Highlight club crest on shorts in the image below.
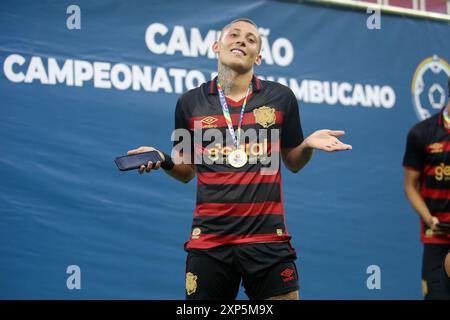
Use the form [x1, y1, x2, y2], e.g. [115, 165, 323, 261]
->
[186, 272, 198, 296]
[253, 106, 276, 128]
[422, 279, 428, 297]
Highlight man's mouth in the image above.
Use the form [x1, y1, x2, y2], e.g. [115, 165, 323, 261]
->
[231, 49, 246, 56]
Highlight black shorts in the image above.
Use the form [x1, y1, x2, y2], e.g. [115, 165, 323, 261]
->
[422, 244, 450, 300]
[185, 241, 299, 300]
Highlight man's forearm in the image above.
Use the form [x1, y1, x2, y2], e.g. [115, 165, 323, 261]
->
[164, 163, 195, 183]
[404, 184, 432, 223]
[283, 141, 314, 173]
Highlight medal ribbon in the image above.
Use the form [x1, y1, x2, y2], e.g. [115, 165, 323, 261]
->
[216, 79, 251, 149]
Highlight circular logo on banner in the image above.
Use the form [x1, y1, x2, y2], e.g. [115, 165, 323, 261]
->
[411, 55, 450, 121]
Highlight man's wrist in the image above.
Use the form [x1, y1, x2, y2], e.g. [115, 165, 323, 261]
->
[301, 137, 313, 150]
[160, 152, 175, 170]
[423, 214, 435, 227]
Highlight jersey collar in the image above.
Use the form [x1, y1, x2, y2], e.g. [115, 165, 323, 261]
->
[208, 75, 261, 95]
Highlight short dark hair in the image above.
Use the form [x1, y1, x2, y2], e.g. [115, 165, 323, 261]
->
[223, 18, 258, 31]
[219, 18, 262, 52]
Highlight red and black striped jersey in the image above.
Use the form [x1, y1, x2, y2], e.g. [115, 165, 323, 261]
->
[403, 109, 450, 244]
[174, 76, 303, 249]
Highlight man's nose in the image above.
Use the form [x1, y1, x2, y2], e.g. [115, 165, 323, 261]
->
[235, 38, 246, 47]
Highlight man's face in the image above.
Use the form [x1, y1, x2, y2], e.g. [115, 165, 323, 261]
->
[213, 21, 262, 73]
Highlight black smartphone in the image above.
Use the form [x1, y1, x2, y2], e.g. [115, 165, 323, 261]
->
[114, 151, 163, 171]
[437, 222, 450, 230]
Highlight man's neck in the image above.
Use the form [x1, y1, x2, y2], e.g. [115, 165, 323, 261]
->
[218, 63, 253, 100]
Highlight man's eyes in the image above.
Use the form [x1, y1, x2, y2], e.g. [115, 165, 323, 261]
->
[229, 33, 256, 44]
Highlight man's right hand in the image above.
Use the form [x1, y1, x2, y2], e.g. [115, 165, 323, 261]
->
[425, 216, 441, 232]
[127, 146, 195, 183]
[127, 146, 165, 174]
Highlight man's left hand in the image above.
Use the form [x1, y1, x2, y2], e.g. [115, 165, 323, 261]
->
[304, 129, 352, 152]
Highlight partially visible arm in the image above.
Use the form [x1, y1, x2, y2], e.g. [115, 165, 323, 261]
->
[282, 129, 352, 173]
[403, 167, 439, 230]
[445, 252, 450, 278]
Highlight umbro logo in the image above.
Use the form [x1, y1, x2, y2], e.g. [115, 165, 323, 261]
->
[280, 268, 295, 282]
[427, 142, 443, 154]
[201, 116, 218, 128]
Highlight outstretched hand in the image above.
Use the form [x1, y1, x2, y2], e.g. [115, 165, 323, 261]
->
[127, 146, 165, 174]
[304, 130, 352, 152]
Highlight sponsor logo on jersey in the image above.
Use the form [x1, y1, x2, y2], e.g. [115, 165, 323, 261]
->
[434, 163, 450, 181]
[191, 227, 201, 239]
[201, 116, 218, 128]
[427, 142, 444, 154]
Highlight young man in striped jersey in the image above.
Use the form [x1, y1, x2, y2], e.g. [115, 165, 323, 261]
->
[128, 18, 352, 300]
[403, 77, 450, 300]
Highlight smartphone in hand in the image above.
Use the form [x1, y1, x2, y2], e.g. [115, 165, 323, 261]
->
[114, 151, 163, 171]
[437, 222, 450, 231]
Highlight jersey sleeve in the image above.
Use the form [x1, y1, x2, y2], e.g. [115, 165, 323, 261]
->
[173, 98, 194, 162]
[403, 124, 425, 172]
[174, 98, 189, 133]
[281, 90, 304, 148]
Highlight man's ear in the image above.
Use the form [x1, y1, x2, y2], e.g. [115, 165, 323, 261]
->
[212, 41, 220, 54]
[254, 54, 262, 66]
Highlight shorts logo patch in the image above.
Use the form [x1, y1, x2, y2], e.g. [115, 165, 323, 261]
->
[422, 279, 428, 297]
[280, 267, 295, 282]
[186, 272, 198, 296]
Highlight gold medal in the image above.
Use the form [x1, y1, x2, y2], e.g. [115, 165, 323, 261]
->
[228, 149, 248, 168]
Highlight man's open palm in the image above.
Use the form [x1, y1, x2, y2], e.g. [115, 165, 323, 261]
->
[305, 129, 352, 152]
